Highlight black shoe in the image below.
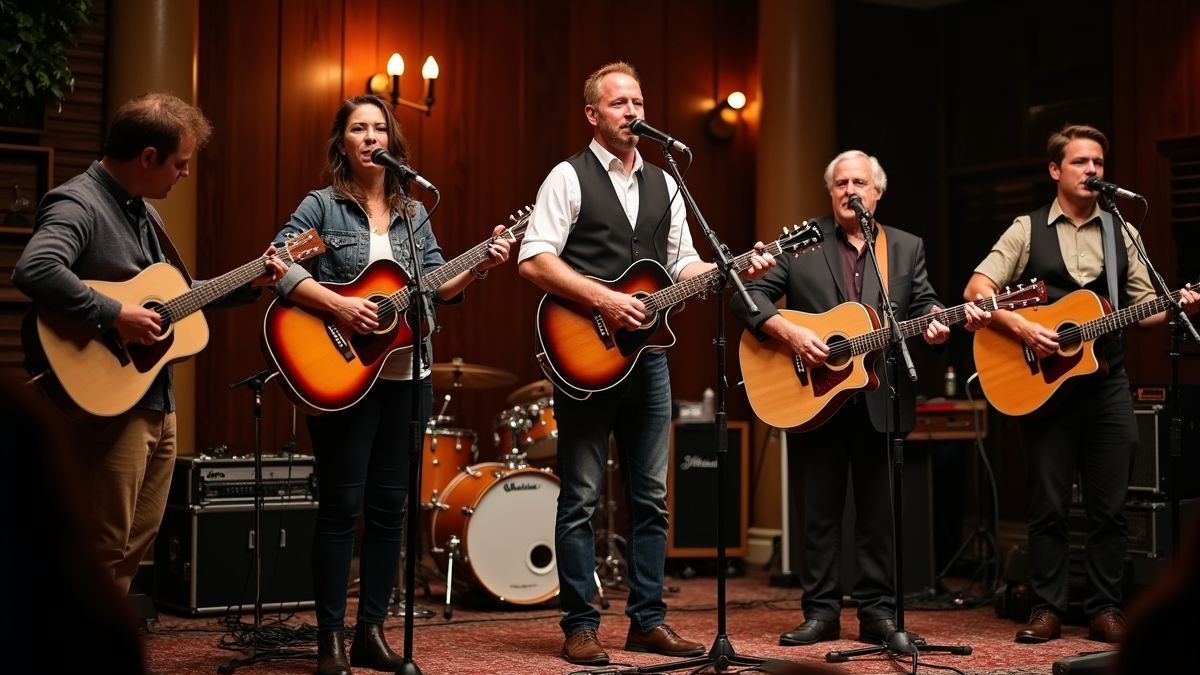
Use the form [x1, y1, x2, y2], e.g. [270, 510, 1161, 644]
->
[858, 618, 924, 645]
[349, 622, 405, 671]
[780, 619, 840, 646]
[315, 629, 350, 675]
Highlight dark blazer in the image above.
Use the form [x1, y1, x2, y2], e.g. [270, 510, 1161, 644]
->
[732, 215, 942, 433]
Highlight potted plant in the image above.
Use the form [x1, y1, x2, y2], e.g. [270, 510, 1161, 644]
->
[0, 0, 93, 129]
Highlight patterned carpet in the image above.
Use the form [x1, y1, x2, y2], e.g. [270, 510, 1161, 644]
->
[141, 567, 1120, 675]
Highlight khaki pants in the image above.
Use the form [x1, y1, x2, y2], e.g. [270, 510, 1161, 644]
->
[77, 409, 177, 594]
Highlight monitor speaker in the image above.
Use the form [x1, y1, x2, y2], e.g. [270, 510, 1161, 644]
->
[666, 421, 748, 557]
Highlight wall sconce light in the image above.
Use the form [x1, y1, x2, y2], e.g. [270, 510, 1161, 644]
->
[366, 52, 439, 115]
[705, 91, 747, 142]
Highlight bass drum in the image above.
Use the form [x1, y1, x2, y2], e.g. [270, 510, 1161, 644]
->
[430, 462, 559, 605]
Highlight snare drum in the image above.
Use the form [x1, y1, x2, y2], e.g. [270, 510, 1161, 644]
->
[430, 462, 559, 605]
[521, 397, 557, 460]
[420, 426, 477, 506]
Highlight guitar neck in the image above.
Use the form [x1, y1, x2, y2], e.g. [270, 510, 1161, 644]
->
[843, 296, 992, 357]
[643, 239, 788, 314]
[394, 219, 530, 309]
[161, 246, 299, 322]
[1082, 289, 1185, 340]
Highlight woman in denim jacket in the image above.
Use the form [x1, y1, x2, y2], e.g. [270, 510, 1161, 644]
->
[271, 95, 510, 675]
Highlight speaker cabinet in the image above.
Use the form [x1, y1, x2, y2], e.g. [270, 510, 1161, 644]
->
[154, 502, 317, 615]
[1132, 401, 1199, 499]
[666, 421, 748, 557]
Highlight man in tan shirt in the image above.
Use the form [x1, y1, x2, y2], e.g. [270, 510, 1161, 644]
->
[964, 124, 1198, 645]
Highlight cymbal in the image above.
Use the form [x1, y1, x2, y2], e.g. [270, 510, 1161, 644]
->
[430, 359, 517, 390]
[507, 378, 554, 406]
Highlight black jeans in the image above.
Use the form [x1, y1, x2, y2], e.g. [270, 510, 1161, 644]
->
[308, 377, 432, 630]
[1020, 370, 1137, 618]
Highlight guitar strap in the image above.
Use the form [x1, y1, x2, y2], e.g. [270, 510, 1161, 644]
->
[146, 207, 195, 286]
[875, 224, 888, 295]
[1098, 210, 1119, 310]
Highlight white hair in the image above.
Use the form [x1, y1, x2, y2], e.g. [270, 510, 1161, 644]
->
[823, 150, 887, 194]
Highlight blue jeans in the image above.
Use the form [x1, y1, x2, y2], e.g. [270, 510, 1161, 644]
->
[554, 353, 672, 636]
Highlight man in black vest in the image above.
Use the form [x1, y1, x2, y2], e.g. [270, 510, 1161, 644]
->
[518, 61, 773, 666]
[732, 150, 990, 648]
[964, 124, 1198, 644]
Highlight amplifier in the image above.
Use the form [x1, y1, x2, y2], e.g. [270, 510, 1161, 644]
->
[168, 454, 317, 506]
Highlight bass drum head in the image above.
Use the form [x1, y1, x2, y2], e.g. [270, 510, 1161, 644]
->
[463, 467, 560, 604]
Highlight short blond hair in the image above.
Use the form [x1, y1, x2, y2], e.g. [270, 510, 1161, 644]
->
[583, 62, 640, 107]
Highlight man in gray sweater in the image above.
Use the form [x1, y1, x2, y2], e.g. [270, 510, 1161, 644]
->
[13, 93, 284, 594]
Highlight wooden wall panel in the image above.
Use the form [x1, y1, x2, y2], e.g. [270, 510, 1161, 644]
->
[1112, 0, 1200, 389]
[194, 0, 761, 458]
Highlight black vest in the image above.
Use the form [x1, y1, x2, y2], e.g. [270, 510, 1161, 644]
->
[560, 149, 672, 278]
[1024, 204, 1128, 370]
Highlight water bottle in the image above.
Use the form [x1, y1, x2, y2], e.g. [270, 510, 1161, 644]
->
[701, 387, 715, 419]
[944, 366, 957, 399]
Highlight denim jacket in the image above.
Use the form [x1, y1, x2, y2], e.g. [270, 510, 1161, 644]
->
[272, 187, 461, 363]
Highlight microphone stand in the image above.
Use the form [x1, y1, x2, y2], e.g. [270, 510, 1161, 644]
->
[1102, 192, 1198, 556]
[393, 187, 441, 675]
[633, 142, 772, 673]
[219, 367, 303, 673]
[824, 207, 970, 671]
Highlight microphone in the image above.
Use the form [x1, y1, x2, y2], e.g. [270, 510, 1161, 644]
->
[1084, 176, 1143, 201]
[627, 119, 690, 154]
[371, 148, 438, 192]
[847, 194, 873, 222]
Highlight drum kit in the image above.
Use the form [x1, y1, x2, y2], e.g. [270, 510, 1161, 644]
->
[412, 359, 562, 618]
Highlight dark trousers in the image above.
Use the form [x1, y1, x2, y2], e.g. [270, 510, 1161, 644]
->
[1020, 370, 1137, 618]
[788, 398, 895, 623]
[307, 377, 432, 630]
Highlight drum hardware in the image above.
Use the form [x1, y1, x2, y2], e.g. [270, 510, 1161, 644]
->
[594, 443, 629, 604]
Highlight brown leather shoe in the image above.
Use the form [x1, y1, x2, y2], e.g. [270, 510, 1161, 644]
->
[1015, 609, 1061, 643]
[625, 624, 706, 657]
[562, 628, 609, 666]
[1088, 608, 1127, 643]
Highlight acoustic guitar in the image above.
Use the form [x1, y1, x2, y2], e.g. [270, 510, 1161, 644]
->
[262, 208, 531, 413]
[535, 222, 824, 400]
[974, 286, 1192, 416]
[23, 229, 325, 417]
[739, 280, 1047, 431]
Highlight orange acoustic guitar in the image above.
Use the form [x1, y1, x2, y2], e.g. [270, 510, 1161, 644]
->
[974, 286, 1192, 416]
[739, 280, 1047, 432]
[261, 208, 531, 413]
[22, 229, 326, 417]
[535, 222, 824, 400]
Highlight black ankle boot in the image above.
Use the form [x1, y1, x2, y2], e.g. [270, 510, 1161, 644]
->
[350, 622, 405, 671]
[316, 629, 350, 675]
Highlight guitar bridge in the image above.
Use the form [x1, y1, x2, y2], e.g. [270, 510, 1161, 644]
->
[792, 353, 809, 386]
[1022, 343, 1040, 375]
[592, 309, 615, 349]
[326, 324, 355, 362]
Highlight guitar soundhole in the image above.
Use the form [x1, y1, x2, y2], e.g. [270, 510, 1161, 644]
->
[824, 334, 850, 368]
[630, 292, 655, 330]
[1055, 321, 1080, 355]
[366, 293, 396, 334]
[144, 301, 173, 339]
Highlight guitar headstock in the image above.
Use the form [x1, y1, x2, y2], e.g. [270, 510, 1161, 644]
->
[778, 219, 824, 255]
[283, 228, 326, 264]
[992, 278, 1048, 310]
[502, 205, 534, 242]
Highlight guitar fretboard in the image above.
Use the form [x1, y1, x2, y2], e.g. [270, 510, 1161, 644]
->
[376, 216, 531, 320]
[642, 235, 808, 315]
[831, 293, 1013, 358]
[159, 239, 309, 324]
[1065, 289, 1186, 344]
